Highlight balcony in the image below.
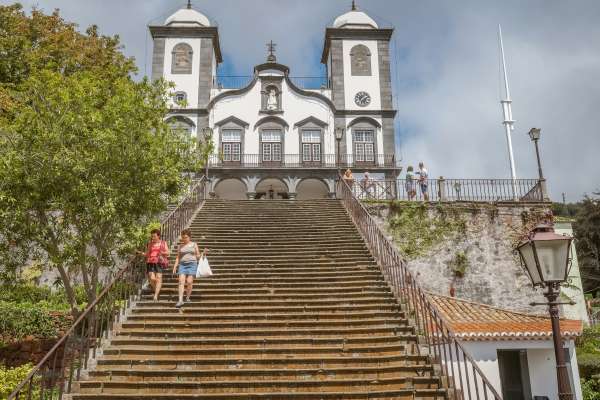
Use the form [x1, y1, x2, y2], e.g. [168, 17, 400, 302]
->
[208, 154, 398, 169]
[213, 76, 331, 90]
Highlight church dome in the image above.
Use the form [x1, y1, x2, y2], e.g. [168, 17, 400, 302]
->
[333, 10, 378, 29]
[165, 8, 211, 27]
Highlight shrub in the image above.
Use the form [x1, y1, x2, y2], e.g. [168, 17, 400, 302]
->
[0, 363, 34, 399]
[579, 353, 600, 379]
[0, 302, 71, 341]
[582, 378, 600, 400]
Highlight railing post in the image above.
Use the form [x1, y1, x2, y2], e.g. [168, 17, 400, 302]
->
[438, 176, 447, 202]
[539, 178, 550, 202]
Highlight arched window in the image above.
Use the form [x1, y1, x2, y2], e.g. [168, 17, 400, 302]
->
[167, 116, 195, 137]
[350, 44, 372, 76]
[171, 43, 193, 74]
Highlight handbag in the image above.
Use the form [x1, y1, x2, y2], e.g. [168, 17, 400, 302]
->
[196, 255, 213, 278]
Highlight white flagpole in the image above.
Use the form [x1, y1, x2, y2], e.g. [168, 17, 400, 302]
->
[498, 25, 518, 200]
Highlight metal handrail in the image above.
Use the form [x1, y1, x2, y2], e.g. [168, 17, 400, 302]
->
[352, 178, 544, 202]
[337, 175, 503, 399]
[8, 177, 208, 399]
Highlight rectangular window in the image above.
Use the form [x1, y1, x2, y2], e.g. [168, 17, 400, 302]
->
[301, 130, 321, 163]
[354, 129, 375, 162]
[262, 130, 282, 162]
[221, 129, 242, 162]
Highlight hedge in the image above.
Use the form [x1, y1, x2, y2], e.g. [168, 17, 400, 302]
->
[0, 363, 33, 399]
[0, 302, 71, 341]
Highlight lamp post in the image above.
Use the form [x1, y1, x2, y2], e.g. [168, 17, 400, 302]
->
[527, 128, 549, 201]
[335, 127, 344, 169]
[201, 127, 213, 198]
[516, 224, 574, 400]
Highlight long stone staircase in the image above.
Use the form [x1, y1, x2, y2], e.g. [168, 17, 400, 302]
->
[73, 199, 447, 399]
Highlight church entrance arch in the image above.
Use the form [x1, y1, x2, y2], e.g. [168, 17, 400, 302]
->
[255, 178, 289, 200]
[214, 178, 247, 200]
[296, 179, 329, 200]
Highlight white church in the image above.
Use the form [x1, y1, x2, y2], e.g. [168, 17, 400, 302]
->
[149, 1, 399, 199]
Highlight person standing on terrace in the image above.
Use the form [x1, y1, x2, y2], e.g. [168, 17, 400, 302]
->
[417, 162, 429, 201]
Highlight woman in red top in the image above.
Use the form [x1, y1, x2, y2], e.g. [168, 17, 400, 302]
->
[142, 229, 170, 301]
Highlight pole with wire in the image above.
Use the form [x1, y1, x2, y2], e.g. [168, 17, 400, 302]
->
[498, 25, 518, 201]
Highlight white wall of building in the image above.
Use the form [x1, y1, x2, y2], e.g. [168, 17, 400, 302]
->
[342, 39, 381, 111]
[555, 222, 589, 324]
[456, 340, 583, 400]
[209, 72, 335, 157]
[164, 38, 202, 109]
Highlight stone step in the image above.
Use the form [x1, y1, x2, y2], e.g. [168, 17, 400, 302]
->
[157, 270, 381, 279]
[77, 376, 443, 394]
[125, 310, 404, 322]
[138, 291, 394, 301]
[134, 297, 397, 308]
[108, 335, 415, 348]
[130, 304, 403, 314]
[115, 325, 412, 339]
[119, 318, 412, 331]
[89, 363, 433, 381]
[96, 353, 430, 369]
[154, 278, 384, 288]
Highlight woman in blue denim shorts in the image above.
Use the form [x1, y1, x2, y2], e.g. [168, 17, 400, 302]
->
[172, 228, 207, 308]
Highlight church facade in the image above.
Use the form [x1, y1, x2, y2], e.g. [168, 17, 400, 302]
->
[150, 3, 398, 199]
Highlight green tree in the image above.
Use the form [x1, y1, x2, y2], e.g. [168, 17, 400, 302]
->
[0, 5, 200, 313]
[575, 193, 600, 293]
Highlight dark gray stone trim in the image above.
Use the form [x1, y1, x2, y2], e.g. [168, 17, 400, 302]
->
[294, 116, 328, 129]
[335, 117, 347, 156]
[329, 40, 345, 110]
[255, 116, 289, 130]
[254, 62, 290, 75]
[321, 28, 394, 63]
[198, 38, 213, 108]
[381, 116, 395, 156]
[207, 77, 259, 109]
[335, 110, 397, 117]
[167, 108, 208, 115]
[214, 116, 249, 128]
[377, 40, 393, 109]
[348, 116, 382, 129]
[165, 115, 197, 127]
[196, 115, 209, 142]
[149, 26, 222, 63]
[151, 38, 166, 80]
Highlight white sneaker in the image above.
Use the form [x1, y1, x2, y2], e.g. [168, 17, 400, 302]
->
[175, 301, 184, 308]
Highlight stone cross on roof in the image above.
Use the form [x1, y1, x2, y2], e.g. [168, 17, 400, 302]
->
[266, 40, 277, 63]
[352, 0, 357, 10]
[187, 0, 192, 9]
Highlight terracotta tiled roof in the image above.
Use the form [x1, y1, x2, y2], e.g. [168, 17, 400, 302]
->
[429, 294, 583, 341]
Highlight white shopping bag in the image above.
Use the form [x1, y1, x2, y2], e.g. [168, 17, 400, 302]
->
[196, 256, 213, 278]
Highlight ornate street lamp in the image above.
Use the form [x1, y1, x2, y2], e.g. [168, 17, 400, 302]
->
[335, 127, 345, 169]
[201, 127, 213, 197]
[516, 223, 574, 400]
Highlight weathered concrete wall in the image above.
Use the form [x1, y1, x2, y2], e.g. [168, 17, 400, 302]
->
[367, 201, 575, 315]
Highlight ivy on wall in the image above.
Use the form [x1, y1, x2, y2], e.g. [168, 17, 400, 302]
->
[385, 201, 467, 260]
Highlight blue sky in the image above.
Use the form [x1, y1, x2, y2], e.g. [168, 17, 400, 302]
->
[4, 0, 600, 201]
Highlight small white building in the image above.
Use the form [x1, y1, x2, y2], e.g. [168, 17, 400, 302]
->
[431, 295, 584, 400]
[149, 2, 399, 200]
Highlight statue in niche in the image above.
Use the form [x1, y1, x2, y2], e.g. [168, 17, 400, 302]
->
[266, 88, 279, 110]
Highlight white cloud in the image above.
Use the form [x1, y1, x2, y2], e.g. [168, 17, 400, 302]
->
[4, 0, 599, 200]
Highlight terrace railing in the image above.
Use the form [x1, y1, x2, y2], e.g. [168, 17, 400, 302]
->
[8, 177, 208, 400]
[213, 76, 330, 90]
[209, 154, 398, 169]
[351, 178, 545, 202]
[337, 176, 503, 400]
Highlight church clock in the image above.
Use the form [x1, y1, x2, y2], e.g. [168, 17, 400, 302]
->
[354, 91, 371, 107]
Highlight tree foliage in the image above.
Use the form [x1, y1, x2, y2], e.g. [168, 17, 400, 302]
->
[575, 193, 600, 293]
[0, 4, 199, 314]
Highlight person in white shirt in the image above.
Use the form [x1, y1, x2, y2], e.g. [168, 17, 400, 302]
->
[417, 162, 429, 201]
